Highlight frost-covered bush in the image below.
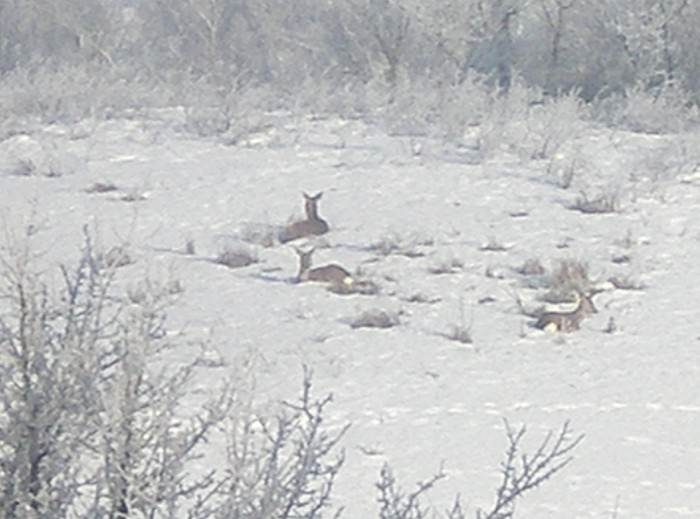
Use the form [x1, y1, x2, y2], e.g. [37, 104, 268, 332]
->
[0, 230, 225, 518]
[215, 369, 348, 518]
[0, 62, 174, 136]
[3, 0, 700, 140]
[594, 84, 699, 134]
[479, 87, 588, 161]
[0, 232, 347, 518]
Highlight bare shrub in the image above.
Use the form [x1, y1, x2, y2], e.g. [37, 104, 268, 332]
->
[570, 190, 620, 214]
[216, 367, 348, 518]
[0, 233, 108, 518]
[238, 222, 278, 248]
[611, 254, 631, 264]
[480, 90, 585, 162]
[370, 232, 431, 258]
[547, 259, 591, 299]
[444, 324, 473, 344]
[370, 234, 401, 256]
[99, 245, 133, 269]
[475, 420, 584, 519]
[600, 84, 696, 134]
[118, 188, 148, 203]
[485, 264, 506, 279]
[350, 308, 401, 329]
[126, 276, 184, 305]
[8, 158, 38, 176]
[327, 279, 381, 296]
[376, 464, 446, 519]
[547, 153, 582, 189]
[516, 258, 546, 278]
[441, 297, 473, 344]
[525, 94, 586, 161]
[402, 293, 442, 304]
[184, 238, 196, 255]
[0, 232, 229, 518]
[480, 238, 510, 252]
[86, 181, 119, 194]
[378, 420, 584, 519]
[89, 336, 231, 519]
[604, 317, 617, 334]
[608, 275, 644, 290]
[428, 256, 464, 275]
[214, 244, 258, 269]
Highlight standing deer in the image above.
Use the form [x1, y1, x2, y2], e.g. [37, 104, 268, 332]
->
[279, 192, 329, 243]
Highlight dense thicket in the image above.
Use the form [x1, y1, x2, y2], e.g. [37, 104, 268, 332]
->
[1, 0, 698, 133]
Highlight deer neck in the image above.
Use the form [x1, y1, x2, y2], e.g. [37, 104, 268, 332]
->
[297, 255, 311, 280]
[305, 202, 319, 220]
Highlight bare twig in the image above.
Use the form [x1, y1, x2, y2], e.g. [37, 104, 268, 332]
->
[478, 419, 584, 519]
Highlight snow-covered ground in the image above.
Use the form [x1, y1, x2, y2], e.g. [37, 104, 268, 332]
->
[2, 112, 699, 517]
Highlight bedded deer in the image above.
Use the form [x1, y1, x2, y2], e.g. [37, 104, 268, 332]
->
[534, 289, 598, 332]
[279, 192, 329, 243]
[295, 247, 353, 286]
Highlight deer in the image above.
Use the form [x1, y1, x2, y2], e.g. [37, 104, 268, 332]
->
[279, 192, 329, 243]
[533, 288, 599, 332]
[295, 247, 354, 286]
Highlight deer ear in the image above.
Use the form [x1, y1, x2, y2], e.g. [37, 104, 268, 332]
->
[313, 191, 323, 200]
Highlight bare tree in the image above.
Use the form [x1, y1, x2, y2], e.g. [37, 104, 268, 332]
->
[538, 0, 577, 93]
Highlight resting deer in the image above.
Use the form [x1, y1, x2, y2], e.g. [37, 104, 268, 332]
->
[279, 192, 329, 243]
[295, 247, 353, 286]
[534, 288, 598, 332]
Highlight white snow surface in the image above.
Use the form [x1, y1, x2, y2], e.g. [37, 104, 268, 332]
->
[2, 112, 700, 518]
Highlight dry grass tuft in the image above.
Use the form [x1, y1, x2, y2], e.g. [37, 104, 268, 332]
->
[369, 232, 431, 258]
[402, 292, 441, 304]
[86, 181, 119, 194]
[327, 279, 381, 296]
[214, 245, 258, 269]
[428, 256, 464, 274]
[570, 190, 619, 214]
[444, 324, 472, 344]
[100, 246, 133, 269]
[480, 238, 510, 252]
[608, 275, 644, 290]
[547, 259, 591, 299]
[350, 308, 400, 329]
[238, 222, 278, 248]
[518, 258, 546, 276]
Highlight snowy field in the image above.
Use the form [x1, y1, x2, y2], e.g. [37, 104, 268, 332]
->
[1, 111, 699, 517]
